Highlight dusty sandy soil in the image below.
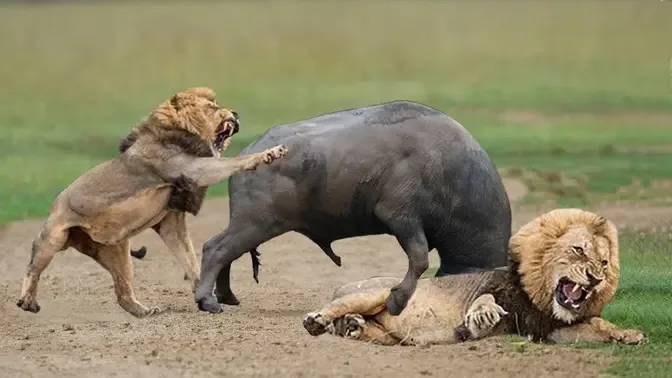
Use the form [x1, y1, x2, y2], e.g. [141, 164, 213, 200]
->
[1, 180, 669, 378]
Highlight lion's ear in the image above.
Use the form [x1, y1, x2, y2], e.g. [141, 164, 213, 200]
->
[593, 216, 607, 229]
[170, 94, 182, 111]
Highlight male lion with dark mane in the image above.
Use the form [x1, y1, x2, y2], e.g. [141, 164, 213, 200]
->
[303, 208, 646, 346]
[16, 87, 288, 318]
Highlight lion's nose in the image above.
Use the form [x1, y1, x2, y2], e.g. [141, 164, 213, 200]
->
[586, 271, 603, 288]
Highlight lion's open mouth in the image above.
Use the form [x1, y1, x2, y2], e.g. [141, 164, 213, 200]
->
[555, 277, 592, 310]
[212, 118, 239, 156]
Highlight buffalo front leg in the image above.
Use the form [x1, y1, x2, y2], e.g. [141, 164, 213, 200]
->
[17, 224, 69, 313]
[548, 317, 647, 345]
[94, 240, 160, 318]
[152, 212, 200, 292]
[196, 223, 281, 314]
[303, 288, 389, 336]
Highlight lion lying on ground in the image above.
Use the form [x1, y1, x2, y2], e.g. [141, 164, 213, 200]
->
[303, 208, 646, 346]
[16, 87, 288, 318]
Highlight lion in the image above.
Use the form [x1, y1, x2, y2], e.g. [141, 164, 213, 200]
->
[302, 208, 647, 346]
[16, 87, 289, 318]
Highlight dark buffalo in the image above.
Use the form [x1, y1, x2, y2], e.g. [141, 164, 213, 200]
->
[185, 101, 512, 315]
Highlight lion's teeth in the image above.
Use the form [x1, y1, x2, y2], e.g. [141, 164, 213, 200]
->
[586, 291, 593, 299]
[564, 299, 570, 304]
[572, 303, 580, 309]
[572, 284, 581, 293]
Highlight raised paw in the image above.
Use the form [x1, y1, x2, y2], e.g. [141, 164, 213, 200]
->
[262, 145, 289, 164]
[303, 312, 329, 336]
[465, 301, 508, 338]
[331, 314, 366, 339]
[611, 329, 647, 345]
[16, 298, 41, 313]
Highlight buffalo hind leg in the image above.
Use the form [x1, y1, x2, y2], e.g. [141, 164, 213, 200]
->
[375, 207, 429, 315]
[196, 224, 282, 314]
[17, 223, 69, 313]
[94, 240, 160, 318]
[303, 288, 389, 336]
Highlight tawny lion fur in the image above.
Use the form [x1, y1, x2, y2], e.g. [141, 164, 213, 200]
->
[303, 208, 646, 346]
[16, 87, 288, 318]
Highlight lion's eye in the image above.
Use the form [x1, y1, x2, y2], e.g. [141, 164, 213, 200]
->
[572, 246, 584, 255]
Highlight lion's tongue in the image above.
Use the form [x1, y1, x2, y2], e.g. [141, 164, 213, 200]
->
[563, 283, 582, 301]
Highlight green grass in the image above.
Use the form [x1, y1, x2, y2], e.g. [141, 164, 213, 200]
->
[585, 232, 672, 377]
[0, 1, 671, 375]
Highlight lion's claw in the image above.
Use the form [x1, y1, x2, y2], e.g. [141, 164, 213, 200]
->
[611, 329, 647, 345]
[332, 314, 365, 339]
[262, 145, 288, 164]
[465, 297, 507, 339]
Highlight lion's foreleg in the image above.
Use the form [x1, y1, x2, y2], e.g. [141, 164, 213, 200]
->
[548, 317, 646, 345]
[17, 224, 68, 313]
[303, 288, 389, 337]
[94, 240, 160, 318]
[182, 145, 288, 188]
[153, 212, 200, 292]
[463, 294, 508, 340]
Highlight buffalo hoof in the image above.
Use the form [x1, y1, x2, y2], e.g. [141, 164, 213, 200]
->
[197, 296, 223, 314]
[216, 292, 240, 306]
[385, 289, 408, 316]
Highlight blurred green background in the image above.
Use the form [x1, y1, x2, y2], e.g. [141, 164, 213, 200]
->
[1, 0, 670, 222]
[0, 1, 671, 376]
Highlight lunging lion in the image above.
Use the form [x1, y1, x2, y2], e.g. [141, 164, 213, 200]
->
[303, 208, 647, 346]
[16, 87, 288, 318]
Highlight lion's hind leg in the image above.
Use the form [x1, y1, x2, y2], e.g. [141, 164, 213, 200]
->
[152, 212, 200, 292]
[303, 288, 389, 337]
[93, 239, 161, 318]
[17, 222, 69, 313]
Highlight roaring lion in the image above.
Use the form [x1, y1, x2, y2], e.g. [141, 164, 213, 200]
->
[16, 87, 288, 318]
[302, 208, 647, 346]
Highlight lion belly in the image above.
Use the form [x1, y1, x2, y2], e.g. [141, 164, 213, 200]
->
[374, 278, 476, 345]
[53, 158, 173, 245]
[79, 187, 172, 244]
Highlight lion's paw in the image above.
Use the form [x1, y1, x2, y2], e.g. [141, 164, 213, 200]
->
[263, 145, 289, 164]
[331, 313, 366, 339]
[611, 329, 647, 345]
[16, 298, 41, 313]
[303, 312, 329, 336]
[465, 301, 507, 338]
[146, 307, 162, 316]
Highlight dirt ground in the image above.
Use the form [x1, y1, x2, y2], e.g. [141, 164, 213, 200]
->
[1, 180, 670, 378]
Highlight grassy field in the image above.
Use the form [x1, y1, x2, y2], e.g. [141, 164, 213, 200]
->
[0, 0, 670, 375]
